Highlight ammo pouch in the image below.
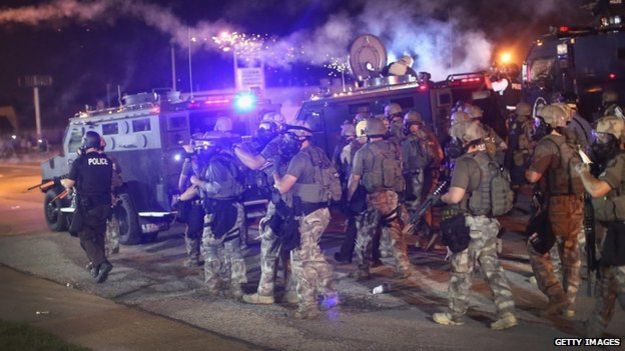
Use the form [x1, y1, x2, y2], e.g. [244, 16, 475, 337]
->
[268, 200, 301, 252]
[526, 209, 556, 254]
[440, 214, 471, 253]
[600, 221, 625, 267]
[205, 199, 238, 239]
[593, 195, 625, 222]
[349, 185, 367, 215]
[187, 203, 205, 234]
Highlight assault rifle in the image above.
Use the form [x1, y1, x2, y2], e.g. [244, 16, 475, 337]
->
[409, 180, 448, 225]
[26, 175, 68, 192]
[583, 193, 598, 297]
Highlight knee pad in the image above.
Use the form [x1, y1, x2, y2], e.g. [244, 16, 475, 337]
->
[380, 207, 401, 227]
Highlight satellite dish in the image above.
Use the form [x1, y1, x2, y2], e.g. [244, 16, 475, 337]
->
[349, 34, 387, 80]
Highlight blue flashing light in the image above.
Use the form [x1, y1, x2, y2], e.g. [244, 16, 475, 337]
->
[233, 92, 257, 113]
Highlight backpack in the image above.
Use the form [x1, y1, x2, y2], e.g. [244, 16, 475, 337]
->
[542, 136, 584, 196]
[361, 141, 405, 193]
[467, 152, 514, 216]
[203, 153, 244, 199]
[292, 146, 342, 203]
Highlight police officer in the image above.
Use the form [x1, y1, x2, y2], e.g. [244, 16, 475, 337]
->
[506, 102, 534, 187]
[384, 103, 405, 144]
[601, 90, 624, 119]
[61, 131, 114, 283]
[347, 118, 412, 280]
[402, 111, 444, 247]
[272, 121, 339, 319]
[235, 113, 297, 305]
[575, 116, 625, 337]
[335, 120, 368, 263]
[525, 104, 584, 317]
[333, 121, 356, 188]
[463, 104, 508, 163]
[190, 137, 247, 299]
[177, 142, 205, 267]
[432, 120, 518, 330]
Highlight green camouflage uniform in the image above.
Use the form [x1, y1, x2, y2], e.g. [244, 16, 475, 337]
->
[105, 216, 120, 256]
[446, 151, 516, 320]
[254, 136, 296, 299]
[199, 151, 247, 295]
[527, 134, 583, 310]
[351, 139, 410, 276]
[586, 153, 625, 336]
[202, 202, 247, 292]
[286, 145, 338, 314]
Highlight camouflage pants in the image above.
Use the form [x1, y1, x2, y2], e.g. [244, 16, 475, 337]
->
[105, 215, 120, 256]
[290, 207, 335, 310]
[405, 171, 424, 212]
[448, 216, 515, 319]
[528, 195, 582, 307]
[257, 202, 296, 296]
[184, 204, 205, 261]
[355, 190, 410, 274]
[201, 202, 247, 291]
[587, 265, 625, 335]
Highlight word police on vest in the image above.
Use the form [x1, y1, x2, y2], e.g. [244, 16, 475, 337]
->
[553, 338, 621, 347]
[88, 158, 109, 166]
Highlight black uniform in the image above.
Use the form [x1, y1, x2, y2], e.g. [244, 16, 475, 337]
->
[68, 151, 113, 268]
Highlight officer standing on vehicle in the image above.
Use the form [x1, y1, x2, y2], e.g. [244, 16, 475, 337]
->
[347, 118, 412, 280]
[432, 120, 518, 330]
[190, 137, 247, 299]
[575, 115, 625, 337]
[525, 104, 584, 317]
[61, 131, 114, 283]
[235, 113, 297, 305]
[272, 121, 340, 319]
[177, 141, 204, 267]
[333, 122, 356, 189]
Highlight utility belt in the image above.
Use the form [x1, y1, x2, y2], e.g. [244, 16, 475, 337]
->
[299, 202, 326, 216]
[203, 196, 239, 213]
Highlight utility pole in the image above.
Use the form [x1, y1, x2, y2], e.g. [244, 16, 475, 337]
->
[18, 75, 52, 138]
[187, 27, 194, 99]
[171, 44, 177, 91]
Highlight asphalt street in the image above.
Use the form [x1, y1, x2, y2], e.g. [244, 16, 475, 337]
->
[0, 162, 623, 351]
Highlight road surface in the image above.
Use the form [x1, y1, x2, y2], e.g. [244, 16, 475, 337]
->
[0, 162, 623, 351]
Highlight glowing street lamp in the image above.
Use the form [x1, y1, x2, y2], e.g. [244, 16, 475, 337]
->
[499, 52, 512, 64]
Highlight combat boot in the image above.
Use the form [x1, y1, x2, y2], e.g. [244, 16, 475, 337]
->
[292, 307, 320, 320]
[283, 290, 298, 304]
[95, 261, 113, 283]
[490, 313, 518, 330]
[228, 283, 244, 301]
[242, 293, 275, 304]
[432, 312, 464, 326]
[542, 299, 570, 317]
[349, 268, 370, 281]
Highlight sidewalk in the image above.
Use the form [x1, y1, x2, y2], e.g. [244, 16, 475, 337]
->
[0, 265, 262, 351]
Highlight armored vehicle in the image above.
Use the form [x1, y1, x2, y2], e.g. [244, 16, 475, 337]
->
[522, 2, 625, 119]
[41, 90, 277, 244]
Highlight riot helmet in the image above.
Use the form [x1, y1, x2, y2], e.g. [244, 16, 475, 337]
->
[450, 110, 471, 125]
[449, 120, 486, 146]
[536, 104, 569, 128]
[602, 90, 619, 105]
[262, 112, 285, 127]
[591, 115, 625, 164]
[464, 104, 483, 119]
[515, 102, 531, 118]
[364, 118, 387, 138]
[214, 116, 233, 132]
[81, 131, 102, 151]
[340, 122, 356, 138]
[384, 103, 403, 118]
[355, 120, 368, 138]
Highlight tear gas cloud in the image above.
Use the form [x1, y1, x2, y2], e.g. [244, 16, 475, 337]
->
[0, 0, 584, 81]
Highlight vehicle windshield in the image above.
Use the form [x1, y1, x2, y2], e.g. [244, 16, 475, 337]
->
[528, 58, 555, 83]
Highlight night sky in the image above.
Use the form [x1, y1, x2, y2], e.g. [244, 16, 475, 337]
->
[0, 0, 593, 129]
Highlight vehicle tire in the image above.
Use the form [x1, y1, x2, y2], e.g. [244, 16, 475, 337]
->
[115, 192, 142, 245]
[44, 188, 68, 231]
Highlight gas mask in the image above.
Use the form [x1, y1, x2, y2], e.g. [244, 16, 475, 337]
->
[531, 117, 551, 141]
[279, 132, 303, 160]
[444, 138, 464, 159]
[590, 133, 619, 166]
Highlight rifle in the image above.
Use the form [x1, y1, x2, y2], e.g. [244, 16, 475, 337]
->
[409, 180, 447, 225]
[583, 192, 597, 297]
[26, 175, 67, 192]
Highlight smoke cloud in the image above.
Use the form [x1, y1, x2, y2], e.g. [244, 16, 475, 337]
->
[0, 0, 587, 81]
